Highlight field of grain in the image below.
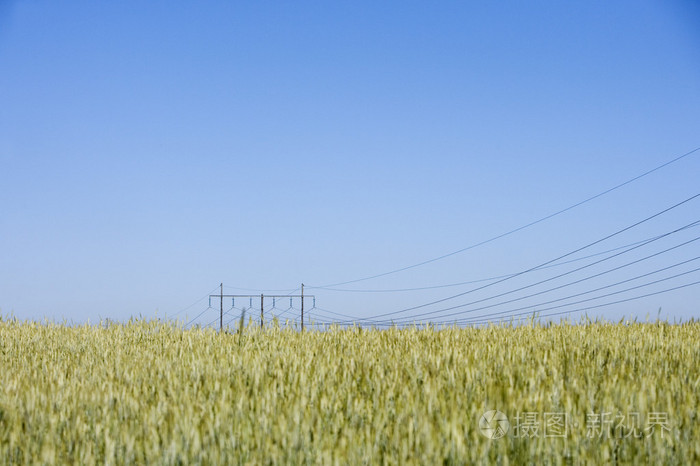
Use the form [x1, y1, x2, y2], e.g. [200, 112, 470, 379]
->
[0, 317, 698, 464]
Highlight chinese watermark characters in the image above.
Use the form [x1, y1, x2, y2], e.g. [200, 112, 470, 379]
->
[479, 410, 670, 440]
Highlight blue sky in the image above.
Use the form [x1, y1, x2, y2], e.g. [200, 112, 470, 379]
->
[1, 1, 699, 326]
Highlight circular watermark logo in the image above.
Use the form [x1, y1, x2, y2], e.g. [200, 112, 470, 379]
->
[479, 410, 510, 439]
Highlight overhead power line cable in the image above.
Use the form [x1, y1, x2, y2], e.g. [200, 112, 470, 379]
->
[348, 271, 700, 329]
[186, 306, 213, 327]
[352, 231, 700, 323]
[310, 306, 361, 321]
[204, 305, 238, 328]
[465, 279, 700, 325]
[171, 285, 221, 318]
[311, 225, 700, 293]
[351, 193, 700, 322]
[453, 260, 700, 325]
[350, 225, 700, 326]
[378, 252, 700, 326]
[205, 315, 220, 328]
[224, 285, 300, 295]
[311, 146, 700, 288]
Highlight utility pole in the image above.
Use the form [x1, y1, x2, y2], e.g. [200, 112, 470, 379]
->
[301, 283, 304, 332]
[209, 287, 314, 330]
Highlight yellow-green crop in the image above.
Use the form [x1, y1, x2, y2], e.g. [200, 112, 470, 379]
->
[1, 318, 698, 464]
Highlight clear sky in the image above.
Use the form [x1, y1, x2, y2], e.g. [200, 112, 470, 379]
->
[1, 1, 699, 327]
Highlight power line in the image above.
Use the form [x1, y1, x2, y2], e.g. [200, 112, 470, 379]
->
[186, 306, 213, 327]
[350, 224, 700, 326]
[312, 146, 700, 288]
[331, 273, 700, 329]
[224, 308, 248, 327]
[382, 252, 700, 326]
[304, 311, 336, 326]
[347, 194, 700, 323]
[308, 225, 700, 293]
[272, 302, 297, 320]
[464, 279, 700, 326]
[224, 285, 300, 294]
[170, 285, 221, 318]
[204, 305, 238, 328]
[204, 315, 220, 328]
[452, 259, 700, 325]
[310, 306, 360, 321]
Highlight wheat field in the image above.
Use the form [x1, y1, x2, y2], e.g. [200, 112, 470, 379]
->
[0, 317, 698, 464]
